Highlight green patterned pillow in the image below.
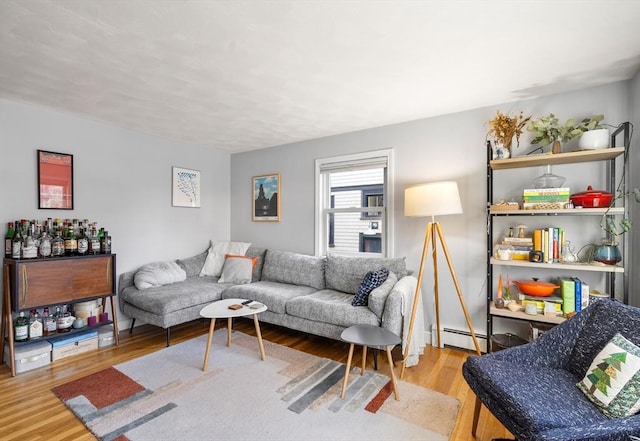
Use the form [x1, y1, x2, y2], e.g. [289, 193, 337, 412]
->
[577, 333, 640, 418]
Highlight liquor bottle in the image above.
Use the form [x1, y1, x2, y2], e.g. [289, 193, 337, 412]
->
[22, 224, 38, 259]
[56, 305, 72, 333]
[4, 221, 14, 259]
[11, 220, 23, 259]
[100, 230, 112, 254]
[28, 309, 43, 339]
[64, 224, 78, 256]
[89, 224, 100, 255]
[51, 229, 65, 257]
[38, 230, 52, 258]
[43, 307, 57, 336]
[14, 312, 29, 342]
[77, 222, 89, 255]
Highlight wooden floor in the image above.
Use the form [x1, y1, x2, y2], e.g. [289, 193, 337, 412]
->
[0, 319, 513, 441]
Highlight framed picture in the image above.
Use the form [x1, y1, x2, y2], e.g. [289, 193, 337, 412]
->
[253, 173, 280, 221]
[38, 150, 74, 209]
[172, 166, 201, 207]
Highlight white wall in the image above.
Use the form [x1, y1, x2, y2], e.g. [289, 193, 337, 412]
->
[0, 99, 231, 329]
[629, 71, 640, 303]
[230, 81, 636, 337]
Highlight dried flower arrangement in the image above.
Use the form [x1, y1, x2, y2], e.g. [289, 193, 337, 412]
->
[486, 110, 531, 149]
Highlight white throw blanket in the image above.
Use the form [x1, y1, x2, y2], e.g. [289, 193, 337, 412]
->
[397, 276, 426, 367]
[134, 261, 187, 290]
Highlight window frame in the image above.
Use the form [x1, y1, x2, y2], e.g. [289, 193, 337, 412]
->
[314, 149, 394, 257]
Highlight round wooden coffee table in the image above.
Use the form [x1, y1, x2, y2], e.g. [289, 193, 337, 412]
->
[199, 298, 267, 371]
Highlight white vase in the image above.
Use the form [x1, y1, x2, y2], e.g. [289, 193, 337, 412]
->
[579, 128, 610, 150]
[492, 143, 510, 159]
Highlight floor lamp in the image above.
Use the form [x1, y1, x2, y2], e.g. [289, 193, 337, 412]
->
[401, 181, 481, 379]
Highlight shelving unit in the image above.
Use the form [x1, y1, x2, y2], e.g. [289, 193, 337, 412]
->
[1, 254, 118, 376]
[486, 124, 631, 351]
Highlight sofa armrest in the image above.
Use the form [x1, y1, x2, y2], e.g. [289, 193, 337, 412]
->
[381, 275, 423, 366]
[118, 270, 136, 295]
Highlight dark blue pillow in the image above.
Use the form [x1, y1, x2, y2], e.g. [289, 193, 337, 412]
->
[352, 268, 389, 306]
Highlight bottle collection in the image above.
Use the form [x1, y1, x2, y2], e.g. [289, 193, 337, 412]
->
[13, 304, 106, 342]
[4, 218, 111, 259]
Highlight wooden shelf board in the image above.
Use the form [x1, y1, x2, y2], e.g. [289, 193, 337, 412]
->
[490, 257, 624, 273]
[490, 304, 566, 325]
[490, 147, 625, 170]
[489, 207, 625, 216]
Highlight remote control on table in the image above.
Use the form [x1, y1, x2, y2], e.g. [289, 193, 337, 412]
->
[241, 300, 253, 306]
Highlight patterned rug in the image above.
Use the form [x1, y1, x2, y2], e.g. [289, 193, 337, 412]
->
[53, 330, 460, 441]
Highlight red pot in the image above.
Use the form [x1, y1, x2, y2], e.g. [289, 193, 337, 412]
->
[512, 279, 560, 297]
[570, 186, 614, 208]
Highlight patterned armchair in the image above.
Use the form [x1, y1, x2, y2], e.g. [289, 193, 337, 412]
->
[463, 299, 640, 441]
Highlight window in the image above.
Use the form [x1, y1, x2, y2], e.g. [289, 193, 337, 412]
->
[315, 149, 393, 257]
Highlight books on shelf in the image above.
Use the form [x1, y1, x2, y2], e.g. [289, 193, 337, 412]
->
[532, 227, 565, 263]
[522, 188, 570, 210]
[559, 277, 590, 313]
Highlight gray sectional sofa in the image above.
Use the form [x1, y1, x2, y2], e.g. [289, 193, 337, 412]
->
[119, 247, 420, 361]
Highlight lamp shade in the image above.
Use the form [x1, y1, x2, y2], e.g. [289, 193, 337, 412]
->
[404, 181, 463, 217]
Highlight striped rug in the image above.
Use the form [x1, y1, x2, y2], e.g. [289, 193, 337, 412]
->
[53, 330, 460, 441]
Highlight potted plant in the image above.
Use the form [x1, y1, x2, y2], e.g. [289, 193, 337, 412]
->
[576, 115, 609, 149]
[486, 110, 530, 159]
[591, 185, 640, 265]
[527, 114, 604, 153]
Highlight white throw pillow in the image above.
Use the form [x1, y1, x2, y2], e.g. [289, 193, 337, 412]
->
[218, 255, 258, 284]
[200, 241, 251, 277]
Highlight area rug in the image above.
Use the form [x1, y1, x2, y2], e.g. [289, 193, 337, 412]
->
[53, 330, 460, 441]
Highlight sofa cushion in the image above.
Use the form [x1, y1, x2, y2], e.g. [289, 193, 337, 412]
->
[286, 289, 379, 328]
[577, 333, 640, 418]
[245, 247, 267, 282]
[222, 281, 317, 314]
[261, 250, 326, 290]
[134, 261, 187, 290]
[218, 255, 258, 285]
[368, 271, 397, 318]
[176, 250, 208, 277]
[200, 241, 251, 277]
[352, 268, 389, 306]
[121, 277, 227, 315]
[325, 254, 407, 294]
[569, 300, 640, 378]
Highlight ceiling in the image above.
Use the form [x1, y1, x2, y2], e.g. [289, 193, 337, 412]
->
[2, 1, 640, 154]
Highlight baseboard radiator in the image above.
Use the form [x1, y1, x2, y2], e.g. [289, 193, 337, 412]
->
[430, 325, 488, 353]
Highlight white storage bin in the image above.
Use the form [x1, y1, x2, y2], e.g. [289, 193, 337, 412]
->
[4, 340, 52, 373]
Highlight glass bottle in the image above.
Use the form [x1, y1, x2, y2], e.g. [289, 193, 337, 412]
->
[56, 305, 71, 333]
[11, 220, 24, 259]
[64, 224, 77, 256]
[100, 230, 111, 254]
[43, 307, 57, 336]
[89, 225, 100, 255]
[28, 309, 43, 339]
[22, 224, 38, 259]
[14, 312, 29, 342]
[77, 223, 89, 255]
[4, 221, 14, 259]
[51, 229, 65, 257]
[38, 230, 52, 258]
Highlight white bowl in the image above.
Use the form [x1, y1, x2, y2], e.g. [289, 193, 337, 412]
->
[579, 128, 610, 150]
